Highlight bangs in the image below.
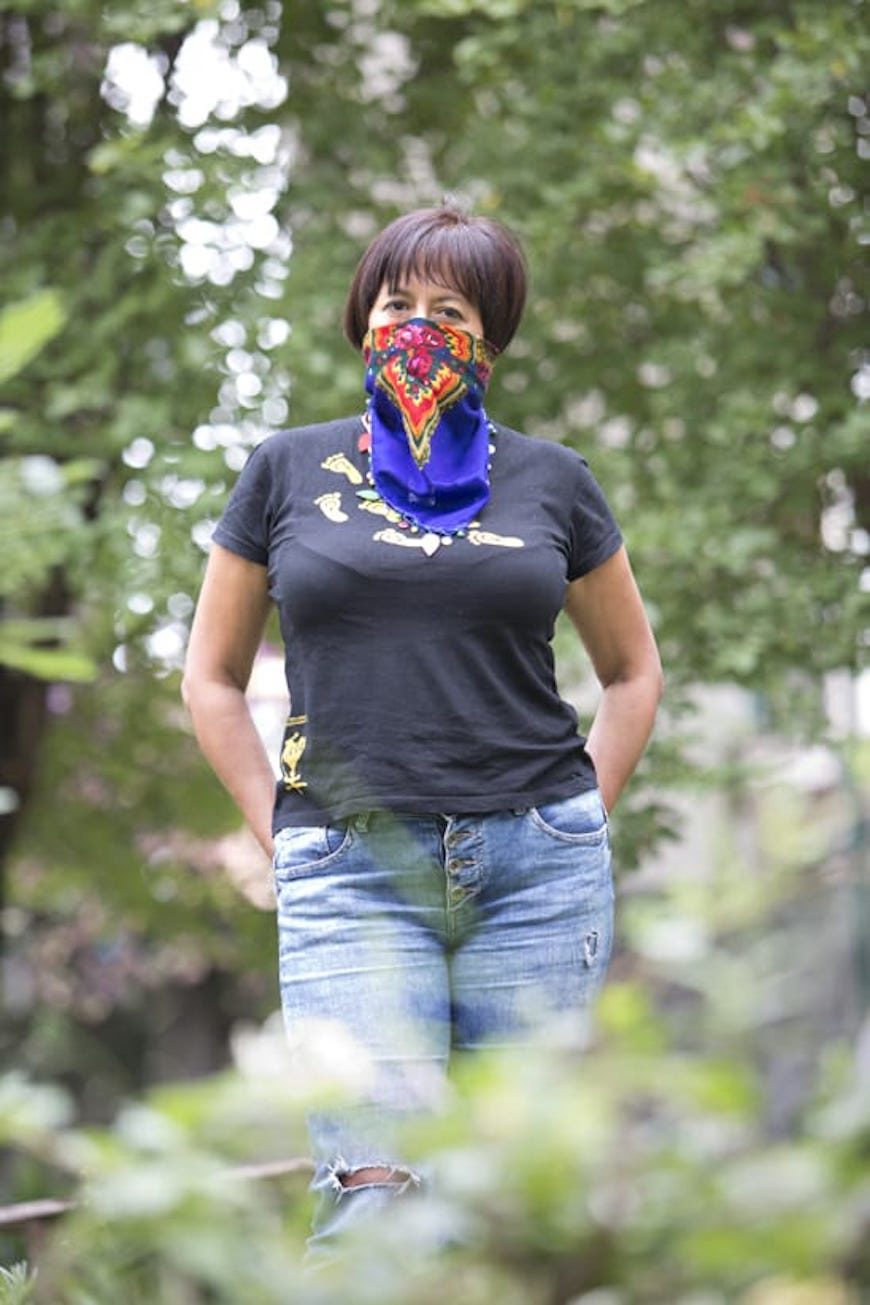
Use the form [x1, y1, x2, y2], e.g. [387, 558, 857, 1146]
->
[380, 226, 489, 318]
[343, 206, 527, 355]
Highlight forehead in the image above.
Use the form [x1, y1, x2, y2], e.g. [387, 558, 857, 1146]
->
[379, 267, 472, 299]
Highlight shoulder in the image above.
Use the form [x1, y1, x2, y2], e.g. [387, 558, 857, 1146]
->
[250, 415, 361, 466]
[491, 421, 598, 483]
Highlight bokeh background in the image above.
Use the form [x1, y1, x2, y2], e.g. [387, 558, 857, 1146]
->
[1, 1, 867, 1300]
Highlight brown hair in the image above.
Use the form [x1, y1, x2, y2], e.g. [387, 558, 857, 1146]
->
[343, 205, 527, 354]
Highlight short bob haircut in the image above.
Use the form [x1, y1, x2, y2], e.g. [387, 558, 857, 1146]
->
[343, 205, 527, 355]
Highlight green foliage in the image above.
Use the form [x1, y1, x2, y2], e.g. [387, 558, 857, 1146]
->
[0, 291, 67, 389]
[0, 1073, 73, 1147]
[9, 666, 278, 1032]
[0, 1263, 36, 1305]
[4, 753, 866, 1296]
[2, 979, 866, 1301]
[2, 0, 287, 1065]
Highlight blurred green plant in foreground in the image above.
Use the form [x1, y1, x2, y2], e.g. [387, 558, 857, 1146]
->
[2, 882, 867, 1304]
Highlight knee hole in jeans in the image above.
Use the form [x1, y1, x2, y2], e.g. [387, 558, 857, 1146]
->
[332, 1163, 421, 1192]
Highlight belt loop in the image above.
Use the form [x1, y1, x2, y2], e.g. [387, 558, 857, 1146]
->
[354, 811, 370, 833]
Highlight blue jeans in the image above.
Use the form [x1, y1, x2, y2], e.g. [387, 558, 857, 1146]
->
[271, 789, 614, 1247]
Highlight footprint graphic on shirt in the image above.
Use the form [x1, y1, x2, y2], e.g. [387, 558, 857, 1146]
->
[315, 492, 348, 523]
[373, 528, 426, 549]
[467, 529, 524, 548]
[321, 453, 363, 485]
[357, 498, 402, 524]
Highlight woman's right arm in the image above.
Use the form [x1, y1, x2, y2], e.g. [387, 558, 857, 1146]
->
[182, 544, 276, 858]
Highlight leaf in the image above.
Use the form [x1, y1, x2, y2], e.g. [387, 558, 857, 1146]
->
[0, 1072, 73, 1144]
[0, 290, 67, 387]
[0, 1262, 37, 1305]
[0, 617, 78, 644]
[0, 644, 98, 683]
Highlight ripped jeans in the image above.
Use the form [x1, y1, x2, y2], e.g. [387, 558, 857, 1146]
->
[271, 789, 614, 1249]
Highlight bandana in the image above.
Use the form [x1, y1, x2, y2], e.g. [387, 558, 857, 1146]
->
[363, 318, 496, 536]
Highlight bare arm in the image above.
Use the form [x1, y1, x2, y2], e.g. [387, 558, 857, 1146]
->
[564, 545, 664, 815]
[182, 545, 276, 857]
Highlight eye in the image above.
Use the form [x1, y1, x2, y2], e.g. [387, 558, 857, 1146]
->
[375, 295, 409, 315]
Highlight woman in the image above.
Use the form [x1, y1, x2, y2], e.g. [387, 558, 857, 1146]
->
[183, 204, 663, 1245]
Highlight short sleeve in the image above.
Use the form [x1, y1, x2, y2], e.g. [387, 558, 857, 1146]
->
[212, 442, 273, 565]
[567, 455, 623, 581]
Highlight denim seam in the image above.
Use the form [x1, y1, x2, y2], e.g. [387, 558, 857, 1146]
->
[528, 807, 609, 844]
[273, 823, 355, 878]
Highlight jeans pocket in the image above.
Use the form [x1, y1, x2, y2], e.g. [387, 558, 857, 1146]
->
[273, 822, 352, 880]
[529, 789, 608, 845]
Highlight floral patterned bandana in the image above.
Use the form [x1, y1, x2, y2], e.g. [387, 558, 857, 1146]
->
[363, 318, 497, 536]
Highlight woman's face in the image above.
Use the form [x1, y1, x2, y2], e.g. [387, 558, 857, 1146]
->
[367, 272, 484, 340]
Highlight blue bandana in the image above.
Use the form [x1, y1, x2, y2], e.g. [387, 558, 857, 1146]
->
[363, 318, 496, 536]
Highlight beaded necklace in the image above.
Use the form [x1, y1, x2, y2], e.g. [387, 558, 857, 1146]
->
[355, 407, 496, 556]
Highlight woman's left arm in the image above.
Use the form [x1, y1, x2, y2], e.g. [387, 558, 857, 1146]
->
[564, 545, 664, 815]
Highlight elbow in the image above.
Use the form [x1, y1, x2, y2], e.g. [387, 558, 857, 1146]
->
[180, 655, 216, 714]
[181, 670, 213, 730]
[181, 664, 246, 714]
[603, 649, 665, 704]
[181, 660, 203, 714]
[609, 655, 664, 714]
[653, 656, 666, 705]
[180, 670, 194, 713]
[646, 646, 665, 711]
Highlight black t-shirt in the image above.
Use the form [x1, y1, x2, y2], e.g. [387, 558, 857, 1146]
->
[212, 416, 623, 831]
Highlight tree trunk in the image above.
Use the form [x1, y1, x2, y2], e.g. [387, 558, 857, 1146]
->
[0, 667, 48, 919]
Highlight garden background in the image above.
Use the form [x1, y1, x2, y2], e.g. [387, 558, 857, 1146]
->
[1, 0, 867, 1300]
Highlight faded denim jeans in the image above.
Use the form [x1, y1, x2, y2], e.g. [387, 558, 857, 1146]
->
[271, 788, 614, 1248]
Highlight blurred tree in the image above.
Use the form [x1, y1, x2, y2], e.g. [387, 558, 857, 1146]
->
[1, 0, 292, 1101]
[0, 0, 290, 900]
[1, 952, 868, 1300]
